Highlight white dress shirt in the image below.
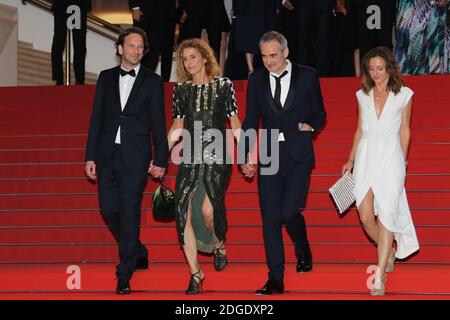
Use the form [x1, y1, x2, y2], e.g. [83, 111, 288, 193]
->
[269, 60, 292, 141]
[115, 64, 140, 144]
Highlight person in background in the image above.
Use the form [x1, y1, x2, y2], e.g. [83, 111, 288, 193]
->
[233, 0, 280, 77]
[129, 0, 178, 82]
[51, 0, 91, 85]
[353, 0, 396, 76]
[177, 0, 225, 62]
[288, 0, 335, 77]
[396, 0, 450, 74]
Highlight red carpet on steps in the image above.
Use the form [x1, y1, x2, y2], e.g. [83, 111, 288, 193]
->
[0, 75, 449, 300]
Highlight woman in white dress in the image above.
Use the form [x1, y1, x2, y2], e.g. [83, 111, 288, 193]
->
[342, 47, 419, 296]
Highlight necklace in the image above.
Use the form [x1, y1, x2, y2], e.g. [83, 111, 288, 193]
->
[374, 89, 387, 100]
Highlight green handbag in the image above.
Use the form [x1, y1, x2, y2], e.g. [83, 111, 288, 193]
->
[152, 179, 175, 221]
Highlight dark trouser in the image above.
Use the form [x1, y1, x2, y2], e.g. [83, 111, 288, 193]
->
[136, 17, 176, 82]
[51, 6, 88, 84]
[258, 142, 312, 281]
[296, 0, 334, 77]
[97, 144, 148, 280]
[178, 0, 223, 61]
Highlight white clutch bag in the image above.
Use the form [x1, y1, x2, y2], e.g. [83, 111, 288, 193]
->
[329, 171, 355, 214]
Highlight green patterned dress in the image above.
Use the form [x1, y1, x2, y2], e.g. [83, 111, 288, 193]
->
[172, 77, 238, 253]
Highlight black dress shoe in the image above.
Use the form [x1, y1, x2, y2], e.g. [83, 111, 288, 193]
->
[255, 278, 284, 295]
[296, 252, 313, 273]
[116, 276, 131, 295]
[135, 256, 148, 270]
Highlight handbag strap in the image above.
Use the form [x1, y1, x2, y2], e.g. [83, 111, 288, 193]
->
[159, 177, 169, 193]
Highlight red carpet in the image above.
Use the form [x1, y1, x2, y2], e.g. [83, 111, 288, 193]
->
[0, 75, 449, 299]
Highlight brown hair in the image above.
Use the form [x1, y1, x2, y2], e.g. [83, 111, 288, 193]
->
[115, 27, 149, 57]
[360, 47, 403, 95]
[176, 38, 220, 83]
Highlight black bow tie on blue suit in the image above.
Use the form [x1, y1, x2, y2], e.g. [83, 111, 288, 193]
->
[120, 68, 136, 77]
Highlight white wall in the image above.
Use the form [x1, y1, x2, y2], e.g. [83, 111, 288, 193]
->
[0, 3, 18, 86]
[0, 0, 120, 75]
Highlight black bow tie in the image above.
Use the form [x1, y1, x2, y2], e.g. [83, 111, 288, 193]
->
[120, 68, 136, 77]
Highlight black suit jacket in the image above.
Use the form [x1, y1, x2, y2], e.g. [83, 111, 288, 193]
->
[85, 66, 169, 170]
[51, 0, 92, 12]
[241, 63, 326, 163]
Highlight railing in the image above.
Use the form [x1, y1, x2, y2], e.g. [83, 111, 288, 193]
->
[22, 0, 123, 84]
[22, 0, 122, 40]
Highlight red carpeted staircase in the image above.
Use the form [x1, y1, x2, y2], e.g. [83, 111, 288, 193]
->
[0, 76, 449, 299]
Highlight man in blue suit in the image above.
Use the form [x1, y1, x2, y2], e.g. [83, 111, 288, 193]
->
[240, 31, 326, 294]
[85, 27, 169, 295]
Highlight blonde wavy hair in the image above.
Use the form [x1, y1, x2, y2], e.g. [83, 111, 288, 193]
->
[176, 38, 220, 83]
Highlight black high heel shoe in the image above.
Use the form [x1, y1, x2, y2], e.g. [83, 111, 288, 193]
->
[185, 269, 205, 294]
[214, 241, 228, 271]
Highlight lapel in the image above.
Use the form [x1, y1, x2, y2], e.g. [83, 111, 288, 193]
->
[282, 64, 298, 113]
[122, 66, 145, 113]
[264, 71, 281, 116]
[112, 66, 121, 113]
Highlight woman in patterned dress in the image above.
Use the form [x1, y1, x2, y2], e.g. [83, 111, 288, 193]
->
[167, 38, 241, 294]
[396, 0, 450, 74]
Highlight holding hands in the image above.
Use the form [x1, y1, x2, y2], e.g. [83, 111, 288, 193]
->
[241, 162, 256, 178]
[149, 160, 166, 178]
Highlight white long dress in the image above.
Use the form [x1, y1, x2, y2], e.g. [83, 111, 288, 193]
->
[353, 86, 419, 259]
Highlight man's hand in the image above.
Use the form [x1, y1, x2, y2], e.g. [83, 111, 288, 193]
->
[132, 8, 143, 22]
[240, 163, 256, 178]
[282, 0, 295, 11]
[149, 160, 166, 178]
[180, 11, 188, 23]
[85, 161, 97, 180]
[335, 0, 347, 15]
[299, 123, 313, 131]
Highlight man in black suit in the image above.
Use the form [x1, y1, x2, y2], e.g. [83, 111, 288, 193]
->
[129, 0, 178, 82]
[240, 31, 326, 294]
[51, 0, 91, 85]
[85, 27, 169, 295]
